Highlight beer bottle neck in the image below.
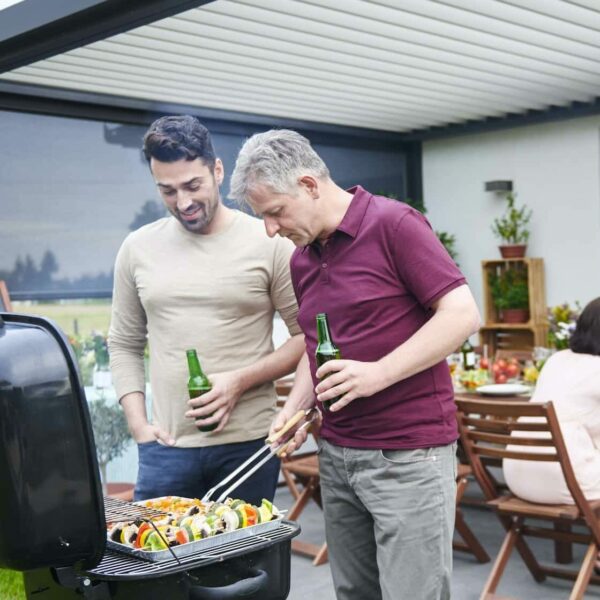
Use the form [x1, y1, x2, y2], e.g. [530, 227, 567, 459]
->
[316, 315, 333, 345]
[186, 350, 204, 378]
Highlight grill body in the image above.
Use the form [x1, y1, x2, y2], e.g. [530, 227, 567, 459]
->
[24, 525, 297, 599]
[0, 313, 300, 599]
[0, 313, 105, 571]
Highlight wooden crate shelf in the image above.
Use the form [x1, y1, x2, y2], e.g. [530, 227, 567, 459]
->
[480, 257, 548, 354]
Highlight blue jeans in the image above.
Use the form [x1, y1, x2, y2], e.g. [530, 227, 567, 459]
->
[134, 437, 280, 505]
[318, 439, 457, 600]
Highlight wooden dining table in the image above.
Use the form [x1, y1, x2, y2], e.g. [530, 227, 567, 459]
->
[453, 389, 532, 403]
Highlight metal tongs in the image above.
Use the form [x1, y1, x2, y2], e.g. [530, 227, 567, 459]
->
[201, 407, 318, 504]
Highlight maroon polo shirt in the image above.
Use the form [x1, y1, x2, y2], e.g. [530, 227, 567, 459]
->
[290, 186, 466, 449]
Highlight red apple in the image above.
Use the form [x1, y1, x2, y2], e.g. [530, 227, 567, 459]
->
[495, 373, 508, 384]
[506, 363, 520, 378]
[480, 357, 489, 369]
[496, 359, 508, 370]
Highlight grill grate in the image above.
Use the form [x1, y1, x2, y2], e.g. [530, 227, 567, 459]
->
[103, 496, 167, 524]
[90, 522, 297, 580]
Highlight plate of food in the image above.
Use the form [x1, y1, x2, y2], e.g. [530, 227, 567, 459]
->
[106, 495, 282, 561]
[475, 383, 531, 396]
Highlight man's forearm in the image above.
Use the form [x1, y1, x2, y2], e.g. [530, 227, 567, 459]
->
[283, 352, 316, 412]
[235, 333, 305, 394]
[120, 391, 149, 436]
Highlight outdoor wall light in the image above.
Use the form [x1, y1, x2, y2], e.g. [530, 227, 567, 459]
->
[484, 180, 513, 192]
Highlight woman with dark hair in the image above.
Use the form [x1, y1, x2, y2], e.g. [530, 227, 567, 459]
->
[503, 297, 600, 505]
[570, 297, 600, 356]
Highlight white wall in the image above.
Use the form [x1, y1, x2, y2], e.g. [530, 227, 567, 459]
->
[423, 116, 600, 316]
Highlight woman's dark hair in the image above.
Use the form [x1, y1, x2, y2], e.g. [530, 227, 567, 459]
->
[569, 297, 600, 356]
[142, 115, 216, 169]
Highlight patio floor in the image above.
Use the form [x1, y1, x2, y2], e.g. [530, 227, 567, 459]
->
[274, 483, 600, 600]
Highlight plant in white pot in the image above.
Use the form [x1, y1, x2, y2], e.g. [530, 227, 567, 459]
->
[491, 192, 532, 258]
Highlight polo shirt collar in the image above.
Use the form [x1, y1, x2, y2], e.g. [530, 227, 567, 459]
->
[303, 185, 371, 253]
[337, 185, 371, 239]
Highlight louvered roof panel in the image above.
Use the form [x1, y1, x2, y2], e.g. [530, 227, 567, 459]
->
[2, 0, 600, 133]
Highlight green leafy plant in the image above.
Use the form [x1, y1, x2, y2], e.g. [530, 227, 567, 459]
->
[88, 397, 132, 492]
[436, 231, 458, 264]
[92, 332, 109, 368]
[488, 268, 529, 309]
[68, 331, 107, 385]
[491, 192, 532, 244]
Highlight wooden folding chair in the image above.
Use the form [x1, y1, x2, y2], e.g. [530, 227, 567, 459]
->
[280, 444, 328, 566]
[456, 398, 600, 600]
[454, 462, 490, 563]
[275, 381, 328, 566]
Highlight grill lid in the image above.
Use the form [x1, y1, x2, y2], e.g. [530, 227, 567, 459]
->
[0, 313, 105, 571]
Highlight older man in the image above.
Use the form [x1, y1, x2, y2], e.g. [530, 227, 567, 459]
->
[230, 130, 480, 600]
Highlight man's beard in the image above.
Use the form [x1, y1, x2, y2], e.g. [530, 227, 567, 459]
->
[173, 195, 218, 233]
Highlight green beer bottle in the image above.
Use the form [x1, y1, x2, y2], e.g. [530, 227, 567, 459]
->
[186, 349, 216, 433]
[460, 339, 476, 372]
[315, 313, 342, 411]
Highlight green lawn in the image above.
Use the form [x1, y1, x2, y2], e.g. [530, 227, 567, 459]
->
[12, 300, 112, 338]
[0, 569, 25, 600]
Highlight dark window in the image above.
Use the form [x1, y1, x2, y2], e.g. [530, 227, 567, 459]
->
[0, 110, 405, 296]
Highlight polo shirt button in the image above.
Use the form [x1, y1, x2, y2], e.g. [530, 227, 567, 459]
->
[322, 263, 328, 268]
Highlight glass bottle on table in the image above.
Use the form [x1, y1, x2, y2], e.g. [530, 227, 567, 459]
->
[186, 349, 216, 432]
[315, 313, 342, 412]
[460, 339, 476, 371]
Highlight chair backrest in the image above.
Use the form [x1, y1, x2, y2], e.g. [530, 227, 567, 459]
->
[455, 398, 600, 546]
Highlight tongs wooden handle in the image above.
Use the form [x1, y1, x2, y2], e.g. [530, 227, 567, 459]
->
[265, 409, 306, 444]
[274, 418, 315, 458]
[201, 408, 317, 504]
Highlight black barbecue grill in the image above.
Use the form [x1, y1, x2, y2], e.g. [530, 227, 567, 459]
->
[0, 313, 299, 599]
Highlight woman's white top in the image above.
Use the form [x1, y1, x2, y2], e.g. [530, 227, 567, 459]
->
[503, 349, 600, 504]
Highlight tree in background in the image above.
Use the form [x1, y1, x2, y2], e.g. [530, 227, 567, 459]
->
[40, 250, 59, 283]
[129, 199, 166, 231]
[0, 250, 113, 293]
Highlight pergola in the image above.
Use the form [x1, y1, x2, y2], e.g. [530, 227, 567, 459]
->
[1, 0, 600, 140]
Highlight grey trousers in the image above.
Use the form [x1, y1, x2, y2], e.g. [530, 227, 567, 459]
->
[318, 439, 457, 600]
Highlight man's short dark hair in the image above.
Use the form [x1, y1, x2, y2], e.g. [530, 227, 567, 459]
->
[569, 297, 600, 356]
[143, 115, 216, 169]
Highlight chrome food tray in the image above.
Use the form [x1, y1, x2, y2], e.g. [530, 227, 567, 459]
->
[107, 517, 284, 563]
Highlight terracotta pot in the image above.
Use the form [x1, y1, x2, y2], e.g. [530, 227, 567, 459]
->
[500, 308, 530, 323]
[499, 244, 527, 258]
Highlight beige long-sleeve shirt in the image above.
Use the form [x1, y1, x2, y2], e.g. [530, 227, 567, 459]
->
[108, 210, 300, 447]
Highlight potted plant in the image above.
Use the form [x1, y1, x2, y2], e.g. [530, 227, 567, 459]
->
[488, 267, 530, 323]
[88, 396, 132, 494]
[491, 192, 532, 258]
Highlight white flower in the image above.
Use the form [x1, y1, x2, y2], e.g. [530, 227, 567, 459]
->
[555, 321, 576, 341]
